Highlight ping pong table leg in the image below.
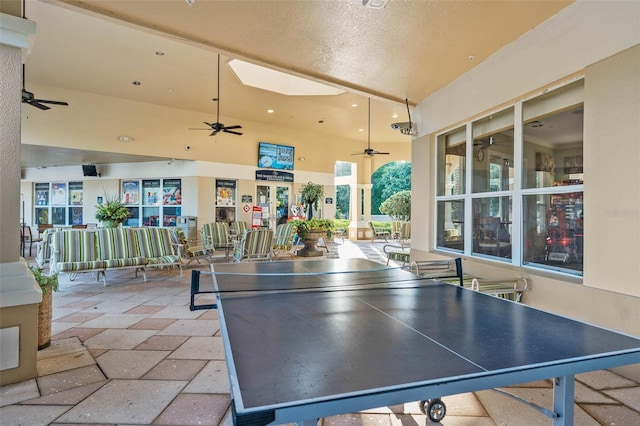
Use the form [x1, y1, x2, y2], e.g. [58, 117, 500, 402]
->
[552, 375, 574, 426]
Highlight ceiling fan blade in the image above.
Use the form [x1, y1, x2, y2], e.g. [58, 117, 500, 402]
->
[224, 125, 242, 130]
[27, 101, 50, 110]
[36, 99, 68, 106]
[374, 151, 390, 155]
[189, 128, 211, 130]
[223, 129, 243, 135]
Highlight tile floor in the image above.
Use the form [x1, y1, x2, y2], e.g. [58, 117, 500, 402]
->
[1, 240, 639, 425]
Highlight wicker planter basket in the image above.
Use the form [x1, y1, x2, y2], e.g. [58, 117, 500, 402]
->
[38, 290, 53, 350]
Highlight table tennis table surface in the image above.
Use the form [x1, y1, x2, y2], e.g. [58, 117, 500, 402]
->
[211, 259, 640, 426]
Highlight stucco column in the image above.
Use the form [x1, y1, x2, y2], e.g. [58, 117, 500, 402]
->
[0, 13, 42, 386]
[362, 183, 372, 223]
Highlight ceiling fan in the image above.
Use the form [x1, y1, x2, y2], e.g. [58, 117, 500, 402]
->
[21, 64, 69, 111]
[190, 54, 242, 136]
[353, 98, 389, 157]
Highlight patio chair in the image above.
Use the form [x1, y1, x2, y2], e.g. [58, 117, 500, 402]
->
[169, 227, 212, 266]
[233, 228, 274, 262]
[201, 222, 233, 261]
[272, 222, 297, 259]
[368, 221, 390, 242]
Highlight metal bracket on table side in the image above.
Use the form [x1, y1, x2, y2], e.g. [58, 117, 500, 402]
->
[189, 269, 217, 311]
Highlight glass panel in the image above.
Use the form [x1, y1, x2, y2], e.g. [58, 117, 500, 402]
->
[437, 126, 466, 196]
[35, 207, 49, 225]
[124, 207, 140, 227]
[523, 192, 583, 274]
[142, 179, 161, 205]
[472, 108, 514, 193]
[69, 207, 83, 225]
[69, 182, 83, 205]
[216, 207, 235, 223]
[51, 183, 67, 205]
[276, 186, 290, 224]
[143, 207, 160, 226]
[523, 80, 584, 189]
[163, 179, 182, 205]
[436, 200, 464, 252]
[472, 196, 513, 259]
[256, 185, 270, 227]
[35, 183, 50, 206]
[122, 180, 140, 205]
[163, 207, 181, 226]
[52, 207, 66, 225]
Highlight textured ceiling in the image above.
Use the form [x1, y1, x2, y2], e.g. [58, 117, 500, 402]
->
[18, 0, 573, 167]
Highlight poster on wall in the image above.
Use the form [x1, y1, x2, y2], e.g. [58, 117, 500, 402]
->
[69, 182, 83, 205]
[163, 179, 182, 205]
[35, 182, 49, 206]
[122, 180, 140, 205]
[51, 183, 67, 205]
[216, 179, 236, 206]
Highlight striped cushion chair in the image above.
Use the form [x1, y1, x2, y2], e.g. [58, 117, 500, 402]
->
[168, 226, 211, 266]
[201, 222, 232, 260]
[135, 227, 183, 277]
[272, 222, 297, 259]
[230, 221, 248, 240]
[233, 228, 274, 262]
[95, 228, 147, 282]
[35, 227, 62, 268]
[51, 229, 106, 285]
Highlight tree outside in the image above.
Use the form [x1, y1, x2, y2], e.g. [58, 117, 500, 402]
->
[371, 161, 411, 215]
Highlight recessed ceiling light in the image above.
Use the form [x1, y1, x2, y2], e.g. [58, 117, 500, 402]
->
[352, 104, 358, 108]
[155, 51, 165, 56]
[392, 113, 398, 119]
[358, 128, 364, 132]
[132, 81, 141, 86]
[267, 109, 274, 114]
[467, 54, 476, 60]
[118, 135, 133, 142]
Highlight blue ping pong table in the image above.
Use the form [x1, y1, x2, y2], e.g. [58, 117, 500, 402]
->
[210, 259, 640, 426]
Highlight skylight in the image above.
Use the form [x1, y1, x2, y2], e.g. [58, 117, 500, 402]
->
[228, 59, 345, 96]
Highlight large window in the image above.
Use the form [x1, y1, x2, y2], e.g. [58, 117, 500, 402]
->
[34, 181, 84, 226]
[436, 80, 584, 275]
[122, 178, 182, 227]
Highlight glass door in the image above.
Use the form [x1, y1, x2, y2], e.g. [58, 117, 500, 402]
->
[256, 184, 291, 230]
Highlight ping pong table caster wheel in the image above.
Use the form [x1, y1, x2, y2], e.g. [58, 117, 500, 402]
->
[419, 398, 446, 423]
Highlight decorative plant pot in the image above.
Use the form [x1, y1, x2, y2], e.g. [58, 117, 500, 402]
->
[296, 230, 326, 257]
[38, 290, 53, 350]
[101, 220, 120, 228]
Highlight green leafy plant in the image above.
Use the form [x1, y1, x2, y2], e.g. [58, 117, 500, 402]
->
[379, 190, 411, 222]
[290, 218, 335, 239]
[29, 265, 58, 296]
[299, 182, 324, 219]
[95, 194, 131, 225]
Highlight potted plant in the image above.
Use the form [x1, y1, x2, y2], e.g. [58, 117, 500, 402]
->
[290, 218, 335, 257]
[299, 182, 324, 220]
[29, 265, 58, 350]
[95, 195, 131, 228]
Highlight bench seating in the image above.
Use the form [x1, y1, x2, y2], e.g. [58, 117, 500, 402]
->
[471, 277, 528, 302]
[95, 228, 147, 282]
[133, 227, 183, 277]
[409, 258, 464, 286]
[50, 230, 107, 285]
[50, 227, 182, 285]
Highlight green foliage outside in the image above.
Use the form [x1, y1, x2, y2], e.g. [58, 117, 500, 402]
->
[371, 161, 411, 215]
[379, 190, 411, 221]
[299, 182, 324, 220]
[335, 185, 350, 219]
